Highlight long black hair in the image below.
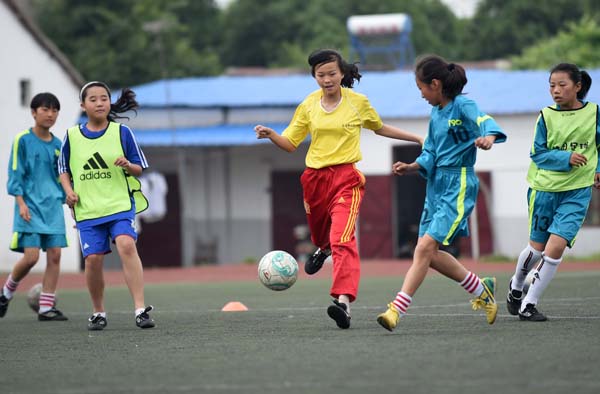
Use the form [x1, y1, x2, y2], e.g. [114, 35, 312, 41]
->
[308, 49, 361, 88]
[549, 63, 592, 100]
[79, 81, 138, 121]
[415, 55, 467, 99]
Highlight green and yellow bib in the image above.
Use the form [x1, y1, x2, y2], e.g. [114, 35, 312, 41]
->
[68, 122, 147, 221]
[527, 102, 598, 192]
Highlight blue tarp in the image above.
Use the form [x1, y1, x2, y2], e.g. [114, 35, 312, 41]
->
[133, 69, 600, 117]
[136, 123, 288, 147]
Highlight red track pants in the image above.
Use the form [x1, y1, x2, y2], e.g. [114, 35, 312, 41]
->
[300, 163, 365, 302]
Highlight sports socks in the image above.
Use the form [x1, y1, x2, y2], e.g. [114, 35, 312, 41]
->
[2, 275, 19, 299]
[512, 244, 543, 291]
[39, 292, 55, 313]
[459, 271, 484, 297]
[521, 254, 561, 310]
[338, 295, 350, 314]
[391, 292, 412, 315]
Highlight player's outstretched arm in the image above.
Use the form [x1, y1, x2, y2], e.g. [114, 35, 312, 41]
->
[374, 124, 424, 145]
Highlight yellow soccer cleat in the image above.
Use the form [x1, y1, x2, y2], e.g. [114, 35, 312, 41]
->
[471, 277, 498, 324]
[377, 303, 401, 332]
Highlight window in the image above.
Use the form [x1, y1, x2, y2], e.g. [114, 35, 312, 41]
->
[20, 79, 31, 107]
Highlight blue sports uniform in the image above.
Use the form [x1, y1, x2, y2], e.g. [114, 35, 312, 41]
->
[58, 123, 148, 257]
[7, 129, 67, 252]
[527, 101, 600, 246]
[415, 95, 506, 245]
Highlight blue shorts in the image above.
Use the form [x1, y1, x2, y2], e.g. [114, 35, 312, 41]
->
[528, 187, 591, 247]
[78, 218, 138, 258]
[10, 232, 68, 253]
[419, 167, 479, 245]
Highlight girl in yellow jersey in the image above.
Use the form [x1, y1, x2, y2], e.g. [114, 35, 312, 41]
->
[255, 49, 422, 329]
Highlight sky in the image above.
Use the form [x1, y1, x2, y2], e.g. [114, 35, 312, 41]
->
[215, 0, 481, 18]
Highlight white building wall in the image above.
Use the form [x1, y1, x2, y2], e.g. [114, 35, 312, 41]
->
[0, 2, 82, 273]
[142, 107, 600, 263]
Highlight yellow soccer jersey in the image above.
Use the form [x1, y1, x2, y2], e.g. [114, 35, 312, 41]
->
[283, 88, 383, 169]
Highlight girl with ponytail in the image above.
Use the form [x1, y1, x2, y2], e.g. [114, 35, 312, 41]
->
[507, 63, 600, 321]
[58, 82, 155, 331]
[255, 49, 423, 329]
[377, 55, 507, 332]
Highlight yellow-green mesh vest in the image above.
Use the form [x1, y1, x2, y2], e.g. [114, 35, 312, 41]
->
[527, 102, 598, 192]
[68, 122, 142, 221]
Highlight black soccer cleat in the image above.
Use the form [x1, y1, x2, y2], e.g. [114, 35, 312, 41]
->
[519, 303, 547, 322]
[327, 299, 351, 329]
[38, 308, 68, 321]
[506, 279, 523, 316]
[304, 248, 330, 275]
[88, 314, 108, 331]
[136, 306, 156, 329]
[0, 294, 10, 318]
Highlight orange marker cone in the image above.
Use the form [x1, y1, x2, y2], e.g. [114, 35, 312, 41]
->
[221, 301, 248, 312]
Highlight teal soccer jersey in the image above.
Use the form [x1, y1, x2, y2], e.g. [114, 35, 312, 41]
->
[416, 95, 506, 178]
[7, 129, 66, 234]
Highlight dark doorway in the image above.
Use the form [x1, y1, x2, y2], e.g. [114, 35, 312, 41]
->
[359, 175, 393, 258]
[135, 173, 182, 267]
[393, 145, 427, 258]
[270, 171, 309, 261]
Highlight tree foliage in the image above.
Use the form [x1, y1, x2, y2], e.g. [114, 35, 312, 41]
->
[463, 0, 589, 61]
[511, 17, 600, 70]
[29, 0, 600, 87]
[31, 0, 223, 87]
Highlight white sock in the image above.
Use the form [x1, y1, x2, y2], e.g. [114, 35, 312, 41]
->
[512, 244, 543, 291]
[521, 254, 561, 311]
[92, 312, 106, 318]
[2, 285, 13, 299]
[338, 295, 350, 314]
[135, 308, 146, 316]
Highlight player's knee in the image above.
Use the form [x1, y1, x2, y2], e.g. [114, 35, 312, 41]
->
[46, 250, 61, 266]
[22, 251, 40, 267]
[115, 237, 137, 257]
[85, 254, 103, 266]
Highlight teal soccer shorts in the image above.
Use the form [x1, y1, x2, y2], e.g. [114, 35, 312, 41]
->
[527, 186, 592, 247]
[10, 232, 68, 253]
[419, 167, 479, 246]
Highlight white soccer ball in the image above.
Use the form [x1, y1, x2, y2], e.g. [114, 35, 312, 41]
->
[27, 283, 57, 312]
[258, 250, 299, 291]
[27, 283, 42, 312]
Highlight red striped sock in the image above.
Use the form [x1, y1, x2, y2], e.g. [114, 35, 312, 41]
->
[460, 272, 484, 296]
[392, 292, 412, 315]
[39, 292, 55, 313]
[3, 275, 19, 299]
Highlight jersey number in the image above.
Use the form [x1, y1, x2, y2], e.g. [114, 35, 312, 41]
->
[532, 214, 550, 232]
[448, 126, 469, 144]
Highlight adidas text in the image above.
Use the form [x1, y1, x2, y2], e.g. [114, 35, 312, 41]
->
[79, 171, 112, 181]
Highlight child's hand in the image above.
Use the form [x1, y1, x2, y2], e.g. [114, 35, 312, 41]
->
[66, 191, 79, 207]
[114, 156, 131, 168]
[18, 203, 31, 222]
[392, 161, 414, 175]
[475, 135, 496, 150]
[569, 152, 587, 167]
[255, 125, 274, 139]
